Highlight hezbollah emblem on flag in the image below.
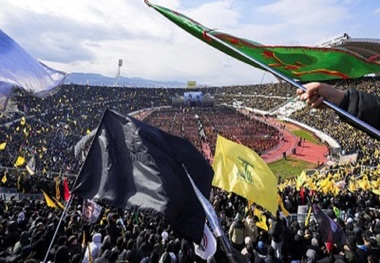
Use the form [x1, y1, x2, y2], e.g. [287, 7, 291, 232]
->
[213, 135, 278, 215]
[237, 157, 255, 184]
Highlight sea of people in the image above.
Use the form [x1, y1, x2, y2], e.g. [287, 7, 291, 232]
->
[0, 76, 379, 262]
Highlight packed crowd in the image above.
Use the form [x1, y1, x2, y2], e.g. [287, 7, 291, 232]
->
[143, 107, 281, 158]
[0, 180, 378, 263]
[0, 77, 379, 262]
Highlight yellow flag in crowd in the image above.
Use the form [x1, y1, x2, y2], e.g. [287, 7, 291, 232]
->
[0, 142, 6, 150]
[55, 176, 61, 201]
[26, 155, 36, 175]
[254, 207, 268, 231]
[42, 190, 58, 208]
[14, 156, 25, 167]
[1, 174, 7, 184]
[53, 197, 65, 210]
[296, 170, 307, 191]
[277, 194, 290, 217]
[213, 135, 278, 215]
[358, 175, 371, 191]
[20, 116, 26, 126]
[304, 205, 313, 227]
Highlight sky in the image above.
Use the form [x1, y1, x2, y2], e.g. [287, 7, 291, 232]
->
[1, 0, 379, 86]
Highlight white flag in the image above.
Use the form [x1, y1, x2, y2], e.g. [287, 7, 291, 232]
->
[194, 223, 217, 260]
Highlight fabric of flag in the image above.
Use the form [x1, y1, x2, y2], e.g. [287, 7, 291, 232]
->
[20, 117, 26, 126]
[333, 206, 341, 219]
[25, 155, 36, 175]
[82, 199, 102, 224]
[254, 208, 268, 231]
[55, 177, 61, 201]
[0, 29, 66, 111]
[0, 142, 6, 150]
[53, 197, 65, 210]
[277, 194, 290, 217]
[71, 108, 214, 243]
[42, 190, 57, 209]
[304, 205, 312, 227]
[212, 135, 278, 215]
[63, 177, 71, 201]
[146, 2, 380, 82]
[312, 204, 348, 246]
[296, 170, 307, 191]
[14, 156, 25, 167]
[1, 174, 7, 184]
[193, 223, 217, 260]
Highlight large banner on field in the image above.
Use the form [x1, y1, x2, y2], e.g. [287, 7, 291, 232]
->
[184, 91, 202, 106]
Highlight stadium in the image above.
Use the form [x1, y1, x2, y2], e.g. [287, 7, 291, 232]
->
[0, 32, 380, 262]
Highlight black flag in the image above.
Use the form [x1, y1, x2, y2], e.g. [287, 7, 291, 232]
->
[72, 109, 214, 243]
[312, 204, 348, 246]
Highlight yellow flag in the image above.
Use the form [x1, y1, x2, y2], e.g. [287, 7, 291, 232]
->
[1, 174, 7, 184]
[55, 177, 61, 201]
[358, 175, 371, 191]
[213, 135, 278, 215]
[53, 197, 65, 210]
[0, 142, 6, 150]
[277, 194, 290, 217]
[304, 205, 312, 227]
[20, 117, 26, 126]
[14, 156, 25, 167]
[254, 207, 268, 231]
[296, 170, 307, 191]
[42, 190, 57, 208]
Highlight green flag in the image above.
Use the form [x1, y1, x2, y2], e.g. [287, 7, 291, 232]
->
[146, 1, 380, 81]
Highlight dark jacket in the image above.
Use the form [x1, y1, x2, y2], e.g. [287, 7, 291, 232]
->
[339, 88, 380, 133]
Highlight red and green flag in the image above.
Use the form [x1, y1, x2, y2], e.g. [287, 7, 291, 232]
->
[146, 1, 380, 82]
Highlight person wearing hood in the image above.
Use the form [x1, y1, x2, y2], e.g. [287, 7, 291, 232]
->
[82, 232, 102, 263]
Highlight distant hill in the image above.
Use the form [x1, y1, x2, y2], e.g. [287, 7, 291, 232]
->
[63, 72, 187, 88]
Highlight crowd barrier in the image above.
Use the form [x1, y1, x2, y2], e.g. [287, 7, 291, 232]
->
[0, 187, 44, 201]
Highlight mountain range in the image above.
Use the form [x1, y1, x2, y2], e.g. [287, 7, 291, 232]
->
[63, 72, 187, 88]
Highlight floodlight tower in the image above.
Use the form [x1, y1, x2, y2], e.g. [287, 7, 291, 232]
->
[114, 59, 123, 86]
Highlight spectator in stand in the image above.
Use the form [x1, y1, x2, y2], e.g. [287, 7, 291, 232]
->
[268, 211, 284, 261]
[229, 213, 246, 251]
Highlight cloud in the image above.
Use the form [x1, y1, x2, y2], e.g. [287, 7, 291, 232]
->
[1, 0, 378, 86]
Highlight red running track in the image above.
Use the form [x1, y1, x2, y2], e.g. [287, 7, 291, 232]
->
[261, 118, 328, 165]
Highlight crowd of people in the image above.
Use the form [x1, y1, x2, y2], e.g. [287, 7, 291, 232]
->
[0, 76, 379, 262]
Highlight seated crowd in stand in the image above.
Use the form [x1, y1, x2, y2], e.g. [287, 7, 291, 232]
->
[0, 76, 379, 262]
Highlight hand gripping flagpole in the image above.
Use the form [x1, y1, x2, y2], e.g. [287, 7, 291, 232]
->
[183, 165, 237, 263]
[204, 32, 380, 140]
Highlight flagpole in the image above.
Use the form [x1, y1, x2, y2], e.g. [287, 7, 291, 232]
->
[42, 107, 110, 263]
[42, 195, 73, 263]
[183, 165, 237, 263]
[204, 32, 380, 140]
